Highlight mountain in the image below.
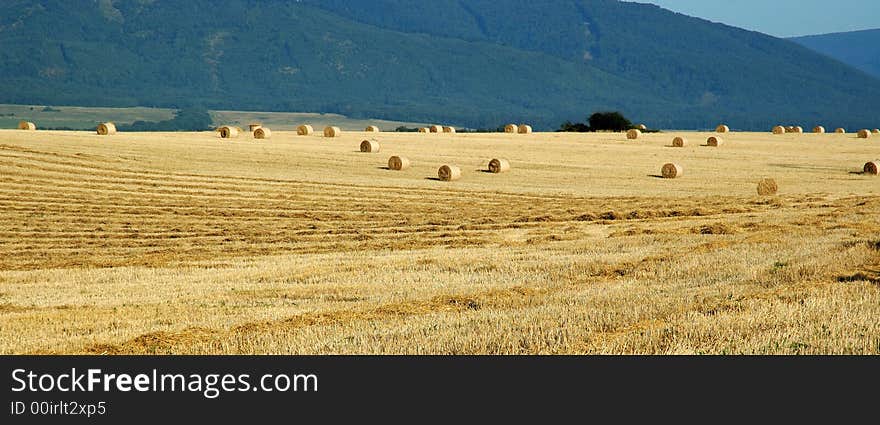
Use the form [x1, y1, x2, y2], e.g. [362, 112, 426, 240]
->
[0, 0, 878, 130]
[790, 29, 880, 79]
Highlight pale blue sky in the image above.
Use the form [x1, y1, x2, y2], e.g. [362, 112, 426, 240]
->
[642, 0, 880, 37]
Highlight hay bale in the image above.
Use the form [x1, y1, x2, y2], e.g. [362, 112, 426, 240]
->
[365, 125, 380, 132]
[97, 122, 117, 136]
[18, 121, 36, 131]
[715, 124, 730, 133]
[792, 126, 803, 133]
[772, 125, 786, 134]
[324, 126, 341, 137]
[504, 124, 518, 133]
[488, 158, 510, 174]
[784, 126, 795, 133]
[864, 161, 879, 175]
[672, 137, 687, 147]
[388, 156, 410, 171]
[360, 140, 379, 153]
[707, 136, 723, 146]
[857, 129, 872, 139]
[429, 125, 442, 133]
[813, 126, 826, 134]
[637, 124, 648, 131]
[835, 128, 846, 134]
[518, 124, 533, 134]
[297, 125, 314, 136]
[438, 165, 461, 181]
[872, 129, 880, 134]
[626, 129, 641, 140]
[757, 178, 778, 196]
[442, 126, 456, 133]
[248, 123, 262, 131]
[254, 127, 271, 139]
[418, 127, 429, 133]
[661, 163, 683, 179]
[218, 126, 239, 139]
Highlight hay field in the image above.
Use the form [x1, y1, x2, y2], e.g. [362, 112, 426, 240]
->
[0, 129, 878, 354]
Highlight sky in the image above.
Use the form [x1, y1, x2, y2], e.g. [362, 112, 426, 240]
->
[642, 0, 880, 38]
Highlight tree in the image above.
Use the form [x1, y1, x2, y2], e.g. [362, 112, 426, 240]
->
[587, 112, 633, 132]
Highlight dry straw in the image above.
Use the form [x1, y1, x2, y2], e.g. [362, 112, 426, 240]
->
[365, 125, 380, 132]
[661, 163, 683, 179]
[324, 126, 341, 137]
[637, 124, 648, 131]
[835, 128, 846, 134]
[626, 129, 641, 140]
[707, 136, 723, 146]
[388, 156, 410, 171]
[438, 165, 462, 181]
[97, 122, 117, 136]
[813, 126, 826, 134]
[18, 121, 36, 131]
[518, 124, 533, 134]
[218, 126, 238, 139]
[504, 124, 518, 133]
[360, 140, 379, 153]
[430, 125, 442, 133]
[857, 129, 872, 139]
[442, 126, 456, 133]
[864, 161, 879, 175]
[297, 125, 314, 136]
[873, 129, 880, 134]
[772, 125, 786, 134]
[715, 124, 730, 133]
[793, 126, 804, 133]
[785, 126, 795, 133]
[672, 137, 687, 147]
[248, 123, 262, 131]
[254, 127, 271, 139]
[418, 127, 429, 133]
[757, 178, 778, 196]
[488, 158, 510, 174]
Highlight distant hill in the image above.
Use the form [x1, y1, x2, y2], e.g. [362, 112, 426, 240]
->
[0, 0, 879, 130]
[790, 29, 880, 79]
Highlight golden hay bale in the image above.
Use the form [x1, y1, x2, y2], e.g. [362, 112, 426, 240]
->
[254, 127, 271, 139]
[661, 163, 683, 179]
[772, 125, 786, 134]
[18, 121, 36, 130]
[707, 136, 723, 147]
[324, 126, 341, 137]
[388, 156, 410, 171]
[438, 165, 461, 181]
[297, 124, 314, 136]
[864, 161, 879, 175]
[835, 128, 846, 134]
[784, 126, 795, 133]
[488, 158, 510, 174]
[626, 129, 641, 140]
[218, 126, 239, 139]
[418, 127, 429, 133]
[813, 126, 826, 134]
[504, 124, 518, 133]
[873, 129, 880, 134]
[442, 126, 456, 133]
[360, 140, 379, 153]
[715, 124, 730, 133]
[97, 122, 117, 136]
[793, 126, 803, 133]
[365, 125, 380, 132]
[637, 124, 648, 131]
[518, 124, 533, 134]
[248, 123, 262, 131]
[429, 125, 442, 133]
[672, 136, 687, 147]
[857, 129, 872, 139]
[757, 178, 778, 196]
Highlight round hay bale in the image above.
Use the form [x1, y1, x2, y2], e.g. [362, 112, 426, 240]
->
[864, 161, 879, 175]
[388, 156, 410, 171]
[97, 122, 117, 136]
[715, 124, 730, 133]
[488, 158, 510, 174]
[661, 163, 683, 179]
[254, 127, 271, 139]
[637, 124, 648, 131]
[772, 125, 786, 134]
[672, 136, 687, 147]
[365, 125, 380, 132]
[517, 124, 533, 134]
[297, 125, 314, 136]
[504, 124, 518, 133]
[857, 129, 872, 139]
[626, 129, 641, 140]
[792, 126, 803, 133]
[813, 126, 826, 134]
[872, 129, 879, 134]
[757, 178, 778, 196]
[442, 126, 456, 133]
[418, 127, 429, 133]
[218, 126, 239, 139]
[429, 125, 442, 133]
[248, 123, 262, 132]
[835, 128, 846, 134]
[707, 136, 723, 147]
[785, 126, 795, 133]
[18, 121, 36, 131]
[324, 126, 341, 137]
[438, 165, 461, 181]
[360, 140, 379, 153]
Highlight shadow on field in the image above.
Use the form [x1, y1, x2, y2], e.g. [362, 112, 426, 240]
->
[647, 174, 665, 179]
[377, 166, 391, 170]
[424, 177, 444, 181]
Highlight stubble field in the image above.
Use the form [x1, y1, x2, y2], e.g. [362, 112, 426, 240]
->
[0, 128, 878, 354]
